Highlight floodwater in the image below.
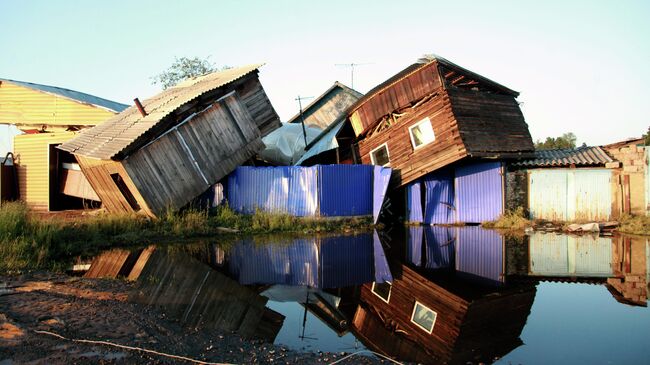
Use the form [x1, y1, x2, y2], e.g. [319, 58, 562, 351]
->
[85, 227, 650, 364]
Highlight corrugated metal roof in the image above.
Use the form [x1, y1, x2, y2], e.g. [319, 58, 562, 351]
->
[0, 78, 129, 113]
[58, 64, 263, 160]
[513, 146, 613, 167]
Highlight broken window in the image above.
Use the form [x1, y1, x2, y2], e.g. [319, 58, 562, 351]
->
[410, 301, 437, 334]
[371, 281, 392, 303]
[110, 173, 141, 211]
[370, 143, 390, 166]
[408, 117, 435, 149]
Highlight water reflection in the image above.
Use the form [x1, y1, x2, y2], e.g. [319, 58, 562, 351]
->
[82, 227, 650, 364]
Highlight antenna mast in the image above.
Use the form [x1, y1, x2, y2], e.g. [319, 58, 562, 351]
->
[335, 62, 372, 89]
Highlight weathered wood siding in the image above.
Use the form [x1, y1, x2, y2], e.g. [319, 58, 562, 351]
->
[237, 75, 281, 136]
[357, 265, 469, 360]
[447, 88, 534, 155]
[357, 93, 467, 186]
[350, 63, 441, 136]
[123, 92, 263, 216]
[0, 81, 115, 128]
[13, 131, 77, 211]
[292, 87, 361, 130]
[76, 156, 153, 216]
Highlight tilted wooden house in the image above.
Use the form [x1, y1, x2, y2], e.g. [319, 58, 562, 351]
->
[0, 78, 128, 211]
[59, 64, 281, 217]
[286, 81, 362, 130]
[347, 56, 534, 186]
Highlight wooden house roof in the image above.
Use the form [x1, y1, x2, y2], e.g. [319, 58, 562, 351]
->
[59, 64, 264, 160]
[0, 78, 129, 114]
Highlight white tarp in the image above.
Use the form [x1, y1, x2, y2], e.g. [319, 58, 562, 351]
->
[259, 123, 322, 165]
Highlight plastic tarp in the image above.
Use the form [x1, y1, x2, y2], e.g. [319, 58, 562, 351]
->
[294, 120, 345, 166]
[259, 123, 322, 165]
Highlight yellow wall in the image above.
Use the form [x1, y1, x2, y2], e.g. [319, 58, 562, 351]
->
[0, 81, 116, 128]
[13, 132, 77, 211]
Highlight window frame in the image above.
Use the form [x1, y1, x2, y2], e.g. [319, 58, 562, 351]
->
[408, 117, 436, 150]
[371, 281, 392, 303]
[369, 142, 390, 166]
[410, 300, 437, 334]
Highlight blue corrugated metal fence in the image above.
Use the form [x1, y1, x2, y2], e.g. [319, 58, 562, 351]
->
[227, 165, 390, 217]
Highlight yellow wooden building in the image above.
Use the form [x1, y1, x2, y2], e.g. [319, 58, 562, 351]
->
[0, 78, 128, 211]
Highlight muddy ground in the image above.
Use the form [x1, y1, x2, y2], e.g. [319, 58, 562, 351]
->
[0, 273, 386, 364]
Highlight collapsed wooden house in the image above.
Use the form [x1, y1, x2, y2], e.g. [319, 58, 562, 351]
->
[346, 55, 534, 186]
[59, 64, 281, 217]
[0, 78, 128, 210]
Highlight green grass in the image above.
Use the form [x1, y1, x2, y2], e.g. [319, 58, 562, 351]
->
[482, 207, 531, 230]
[617, 214, 650, 236]
[0, 202, 373, 272]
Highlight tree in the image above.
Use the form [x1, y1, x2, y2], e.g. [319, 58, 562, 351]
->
[534, 132, 577, 150]
[151, 56, 216, 90]
[643, 126, 650, 145]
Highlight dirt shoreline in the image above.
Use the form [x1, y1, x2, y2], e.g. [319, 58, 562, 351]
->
[0, 273, 384, 364]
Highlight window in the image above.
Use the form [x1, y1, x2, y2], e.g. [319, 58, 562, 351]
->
[371, 281, 392, 303]
[370, 143, 390, 166]
[410, 301, 437, 334]
[408, 117, 435, 149]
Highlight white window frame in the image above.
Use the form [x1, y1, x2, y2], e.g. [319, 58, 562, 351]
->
[369, 143, 390, 166]
[371, 281, 392, 303]
[410, 301, 437, 334]
[408, 117, 435, 150]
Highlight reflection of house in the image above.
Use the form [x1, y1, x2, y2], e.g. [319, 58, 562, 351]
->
[407, 226, 506, 286]
[346, 56, 534, 187]
[0, 78, 128, 210]
[607, 235, 648, 306]
[59, 65, 281, 217]
[351, 264, 536, 364]
[84, 247, 285, 341]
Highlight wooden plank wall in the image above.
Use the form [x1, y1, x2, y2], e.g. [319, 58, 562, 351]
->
[357, 91, 467, 187]
[350, 63, 440, 136]
[123, 92, 264, 216]
[447, 88, 534, 154]
[237, 75, 282, 136]
[358, 265, 470, 360]
[293, 88, 361, 130]
[76, 156, 153, 216]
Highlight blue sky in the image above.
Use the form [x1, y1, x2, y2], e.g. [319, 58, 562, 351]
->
[1, 0, 648, 151]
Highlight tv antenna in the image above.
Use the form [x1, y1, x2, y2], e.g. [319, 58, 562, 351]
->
[295, 95, 314, 147]
[335, 62, 372, 90]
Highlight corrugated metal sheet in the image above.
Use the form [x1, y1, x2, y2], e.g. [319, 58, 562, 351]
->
[407, 226, 423, 266]
[227, 166, 318, 216]
[318, 165, 373, 217]
[13, 131, 78, 211]
[320, 234, 374, 288]
[455, 226, 504, 285]
[455, 162, 503, 223]
[1, 78, 129, 113]
[513, 146, 613, 167]
[406, 181, 423, 223]
[423, 169, 454, 224]
[424, 226, 455, 269]
[373, 166, 391, 223]
[529, 233, 613, 277]
[59, 64, 264, 159]
[528, 169, 612, 221]
[373, 231, 393, 283]
[227, 234, 377, 289]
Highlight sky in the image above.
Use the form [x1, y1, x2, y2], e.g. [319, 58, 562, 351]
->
[1, 0, 649, 153]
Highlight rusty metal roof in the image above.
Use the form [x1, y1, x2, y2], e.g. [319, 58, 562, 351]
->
[513, 146, 614, 167]
[58, 64, 263, 160]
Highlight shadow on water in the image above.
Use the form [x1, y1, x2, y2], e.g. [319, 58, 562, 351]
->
[82, 227, 650, 364]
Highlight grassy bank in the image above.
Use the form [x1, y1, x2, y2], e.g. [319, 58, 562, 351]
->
[482, 208, 531, 230]
[617, 214, 650, 236]
[0, 202, 372, 272]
